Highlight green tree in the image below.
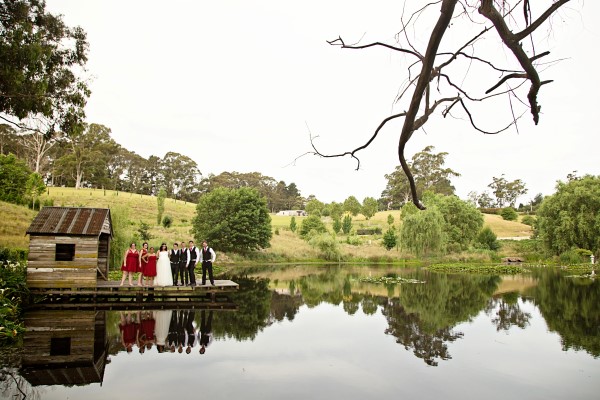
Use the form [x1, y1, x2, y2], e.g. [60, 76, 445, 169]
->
[382, 146, 460, 207]
[332, 217, 342, 234]
[343, 196, 361, 216]
[387, 214, 395, 226]
[161, 151, 201, 201]
[361, 197, 379, 220]
[382, 227, 397, 251]
[342, 214, 353, 235]
[157, 187, 166, 225]
[329, 202, 343, 220]
[401, 201, 419, 219]
[0, 153, 30, 204]
[52, 123, 119, 189]
[488, 175, 528, 207]
[0, 0, 90, 135]
[401, 207, 444, 256]
[191, 187, 272, 253]
[25, 172, 45, 209]
[289, 216, 297, 232]
[305, 199, 324, 216]
[536, 175, 600, 255]
[298, 215, 327, 239]
[137, 221, 153, 241]
[426, 194, 484, 251]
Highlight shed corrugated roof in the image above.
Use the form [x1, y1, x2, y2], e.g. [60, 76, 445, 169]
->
[26, 207, 112, 236]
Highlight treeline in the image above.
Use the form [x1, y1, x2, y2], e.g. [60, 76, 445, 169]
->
[0, 123, 302, 211]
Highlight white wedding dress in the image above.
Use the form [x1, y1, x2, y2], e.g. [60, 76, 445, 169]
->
[154, 250, 173, 286]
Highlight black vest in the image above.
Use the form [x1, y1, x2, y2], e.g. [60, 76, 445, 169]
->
[202, 247, 211, 262]
[189, 247, 197, 261]
[179, 248, 188, 263]
[170, 249, 180, 263]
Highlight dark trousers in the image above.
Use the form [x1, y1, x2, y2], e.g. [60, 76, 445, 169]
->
[202, 261, 214, 285]
[170, 262, 179, 285]
[179, 261, 188, 285]
[188, 260, 197, 285]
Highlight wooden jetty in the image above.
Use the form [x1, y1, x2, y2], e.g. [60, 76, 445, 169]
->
[29, 279, 240, 309]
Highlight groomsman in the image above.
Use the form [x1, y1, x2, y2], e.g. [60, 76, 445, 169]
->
[179, 241, 188, 286]
[169, 242, 181, 286]
[200, 240, 216, 286]
[187, 240, 200, 286]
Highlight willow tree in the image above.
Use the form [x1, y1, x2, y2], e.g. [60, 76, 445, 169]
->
[309, 0, 573, 209]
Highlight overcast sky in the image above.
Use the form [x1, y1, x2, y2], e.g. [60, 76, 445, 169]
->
[44, 0, 598, 204]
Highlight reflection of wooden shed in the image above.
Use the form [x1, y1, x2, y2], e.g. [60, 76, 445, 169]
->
[26, 207, 113, 288]
[20, 310, 108, 386]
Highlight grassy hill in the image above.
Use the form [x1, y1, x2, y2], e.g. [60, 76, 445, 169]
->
[1, 187, 532, 262]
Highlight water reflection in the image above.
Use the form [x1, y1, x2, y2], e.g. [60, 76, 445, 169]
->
[1, 267, 598, 400]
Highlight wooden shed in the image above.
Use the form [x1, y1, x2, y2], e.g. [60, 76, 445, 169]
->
[26, 207, 113, 288]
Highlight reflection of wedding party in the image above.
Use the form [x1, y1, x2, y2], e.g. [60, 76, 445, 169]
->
[119, 310, 213, 355]
[120, 240, 216, 287]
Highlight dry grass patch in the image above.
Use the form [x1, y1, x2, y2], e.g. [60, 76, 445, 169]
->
[0, 201, 37, 248]
[483, 214, 532, 238]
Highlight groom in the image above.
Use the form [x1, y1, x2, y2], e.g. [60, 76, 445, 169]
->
[169, 242, 181, 286]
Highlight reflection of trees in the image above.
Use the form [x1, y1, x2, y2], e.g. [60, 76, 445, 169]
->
[382, 271, 499, 366]
[488, 292, 531, 332]
[213, 276, 272, 341]
[399, 272, 500, 332]
[270, 291, 303, 322]
[528, 270, 600, 357]
[383, 300, 463, 366]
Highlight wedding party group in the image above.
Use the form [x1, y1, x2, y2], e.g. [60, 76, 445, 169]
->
[120, 240, 216, 287]
[119, 309, 213, 355]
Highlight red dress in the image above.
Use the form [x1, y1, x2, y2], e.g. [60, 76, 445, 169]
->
[121, 249, 139, 272]
[140, 248, 148, 274]
[140, 316, 156, 342]
[144, 253, 157, 277]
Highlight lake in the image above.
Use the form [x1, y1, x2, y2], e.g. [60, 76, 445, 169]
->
[1, 265, 598, 399]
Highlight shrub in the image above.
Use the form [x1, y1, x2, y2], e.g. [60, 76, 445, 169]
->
[500, 207, 518, 221]
[342, 214, 352, 235]
[298, 215, 327, 239]
[521, 214, 536, 226]
[162, 215, 173, 228]
[356, 227, 382, 235]
[309, 233, 341, 261]
[382, 227, 397, 251]
[475, 226, 500, 251]
[289, 216, 297, 232]
[345, 235, 361, 246]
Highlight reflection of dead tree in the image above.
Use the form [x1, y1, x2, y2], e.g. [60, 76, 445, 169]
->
[0, 367, 40, 400]
[310, 0, 573, 209]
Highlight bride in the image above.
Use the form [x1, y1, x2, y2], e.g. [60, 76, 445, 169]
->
[154, 243, 173, 287]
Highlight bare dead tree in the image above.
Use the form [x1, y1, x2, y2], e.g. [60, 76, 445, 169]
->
[309, 0, 573, 209]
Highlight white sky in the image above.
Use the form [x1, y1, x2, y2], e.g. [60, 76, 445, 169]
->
[44, 0, 599, 204]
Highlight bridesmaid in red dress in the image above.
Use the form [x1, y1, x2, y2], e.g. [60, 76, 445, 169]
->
[145, 246, 157, 287]
[120, 243, 140, 286]
[119, 311, 139, 353]
[139, 242, 149, 286]
[138, 310, 156, 353]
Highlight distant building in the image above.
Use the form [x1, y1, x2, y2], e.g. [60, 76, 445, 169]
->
[276, 210, 307, 217]
[26, 207, 113, 288]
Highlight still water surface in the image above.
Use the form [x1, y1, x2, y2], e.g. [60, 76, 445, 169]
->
[2, 265, 599, 399]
